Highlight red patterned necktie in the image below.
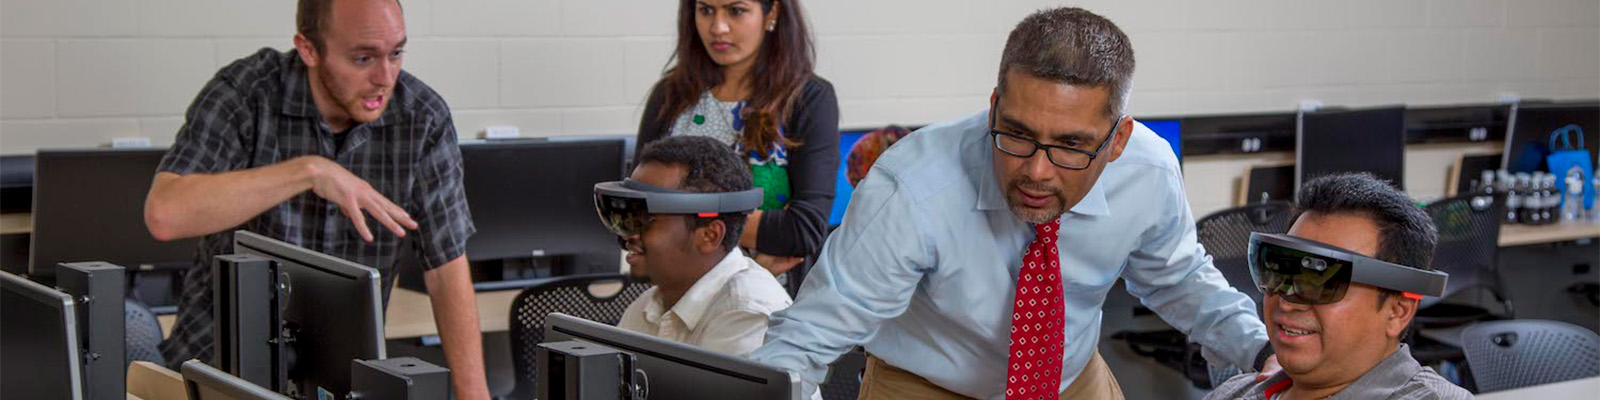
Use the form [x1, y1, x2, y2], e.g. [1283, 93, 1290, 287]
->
[1006, 219, 1064, 399]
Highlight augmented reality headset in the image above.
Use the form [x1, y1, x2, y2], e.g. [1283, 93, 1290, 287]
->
[593, 179, 764, 241]
[1248, 232, 1448, 305]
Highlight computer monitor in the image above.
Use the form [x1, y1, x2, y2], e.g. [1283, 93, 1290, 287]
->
[1297, 106, 1407, 190]
[1140, 118, 1183, 163]
[544, 313, 802, 400]
[30, 148, 200, 282]
[1241, 164, 1296, 205]
[830, 130, 870, 226]
[1451, 154, 1503, 196]
[1, 270, 84, 400]
[459, 139, 625, 262]
[1503, 102, 1600, 173]
[232, 230, 385, 398]
[182, 360, 292, 400]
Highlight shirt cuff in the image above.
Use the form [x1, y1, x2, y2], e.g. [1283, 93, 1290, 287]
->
[1253, 342, 1276, 372]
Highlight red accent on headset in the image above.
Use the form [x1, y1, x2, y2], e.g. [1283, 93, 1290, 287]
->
[697, 212, 719, 218]
[1402, 292, 1424, 300]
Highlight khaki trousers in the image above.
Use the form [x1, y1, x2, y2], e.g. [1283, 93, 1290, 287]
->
[857, 351, 1125, 400]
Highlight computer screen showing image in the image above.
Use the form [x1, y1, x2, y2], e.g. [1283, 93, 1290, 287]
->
[830, 130, 869, 227]
[1140, 118, 1183, 163]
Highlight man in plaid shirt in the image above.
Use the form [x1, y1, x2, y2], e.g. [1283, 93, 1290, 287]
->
[144, 0, 488, 398]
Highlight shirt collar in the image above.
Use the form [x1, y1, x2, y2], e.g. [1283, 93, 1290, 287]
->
[1330, 344, 1423, 398]
[1259, 344, 1422, 399]
[967, 111, 1111, 217]
[279, 49, 394, 129]
[647, 249, 753, 331]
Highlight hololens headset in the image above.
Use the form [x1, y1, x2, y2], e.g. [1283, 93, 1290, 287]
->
[594, 179, 764, 247]
[1248, 232, 1448, 305]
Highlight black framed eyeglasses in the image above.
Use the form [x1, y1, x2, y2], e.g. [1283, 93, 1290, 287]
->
[988, 87, 1122, 170]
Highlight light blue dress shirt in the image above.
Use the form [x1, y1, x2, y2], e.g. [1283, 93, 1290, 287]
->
[750, 111, 1268, 399]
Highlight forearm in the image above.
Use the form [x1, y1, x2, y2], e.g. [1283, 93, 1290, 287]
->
[423, 256, 488, 400]
[740, 210, 763, 249]
[1129, 260, 1266, 369]
[144, 157, 319, 241]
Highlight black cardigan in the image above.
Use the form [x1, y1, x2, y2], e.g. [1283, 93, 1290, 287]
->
[635, 76, 840, 258]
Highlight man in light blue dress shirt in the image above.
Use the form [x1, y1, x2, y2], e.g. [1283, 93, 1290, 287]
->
[750, 8, 1276, 399]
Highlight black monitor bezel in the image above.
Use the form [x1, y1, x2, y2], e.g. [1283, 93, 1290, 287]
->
[0, 270, 85, 400]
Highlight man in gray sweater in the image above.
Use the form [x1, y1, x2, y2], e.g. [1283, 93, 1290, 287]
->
[1206, 173, 1473, 400]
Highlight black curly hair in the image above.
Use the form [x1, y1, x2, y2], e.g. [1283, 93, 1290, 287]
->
[1294, 172, 1439, 306]
[636, 136, 753, 252]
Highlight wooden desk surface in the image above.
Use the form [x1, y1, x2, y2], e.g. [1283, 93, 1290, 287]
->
[1, 213, 31, 235]
[126, 361, 185, 400]
[384, 288, 523, 339]
[1477, 376, 1600, 400]
[157, 282, 616, 340]
[156, 288, 525, 340]
[1499, 221, 1600, 247]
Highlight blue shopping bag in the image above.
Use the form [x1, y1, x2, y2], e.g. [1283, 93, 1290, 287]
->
[1546, 124, 1595, 210]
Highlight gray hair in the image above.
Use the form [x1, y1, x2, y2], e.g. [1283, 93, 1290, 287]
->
[998, 7, 1136, 118]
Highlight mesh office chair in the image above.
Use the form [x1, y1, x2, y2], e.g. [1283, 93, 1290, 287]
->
[1111, 201, 1295, 388]
[506, 273, 652, 400]
[1195, 201, 1296, 307]
[1463, 320, 1600, 393]
[125, 298, 166, 367]
[1410, 194, 1514, 373]
[1418, 193, 1513, 325]
[820, 347, 868, 400]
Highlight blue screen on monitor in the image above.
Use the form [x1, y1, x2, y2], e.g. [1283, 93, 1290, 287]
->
[830, 131, 867, 226]
[1142, 119, 1182, 161]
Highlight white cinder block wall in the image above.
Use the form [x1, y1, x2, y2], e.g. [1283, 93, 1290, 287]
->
[1, 0, 1596, 156]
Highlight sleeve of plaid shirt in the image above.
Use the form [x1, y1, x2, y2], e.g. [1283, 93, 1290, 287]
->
[158, 74, 253, 175]
[410, 110, 476, 270]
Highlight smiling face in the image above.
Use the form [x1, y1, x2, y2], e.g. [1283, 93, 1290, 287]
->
[620, 161, 726, 289]
[989, 70, 1131, 224]
[693, 0, 777, 72]
[1266, 211, 1413, 385]
[294, 0, 407, 131]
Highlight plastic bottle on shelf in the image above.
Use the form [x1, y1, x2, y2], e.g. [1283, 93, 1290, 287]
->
[1518, 173, 1539, 225]
[1542, 174, 1559, 224]
[1563, 174, 1584, 222]
[1502, 171, 1520, 225]
[1479, 170, 1497, 196]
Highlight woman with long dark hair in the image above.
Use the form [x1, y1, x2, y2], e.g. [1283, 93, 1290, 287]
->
[637, 0, 839, 280]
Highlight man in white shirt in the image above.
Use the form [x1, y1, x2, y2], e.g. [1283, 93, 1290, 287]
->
[595, 135, 793, 357]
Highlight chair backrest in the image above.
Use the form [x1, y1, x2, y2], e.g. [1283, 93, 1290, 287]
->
[820, 348, 868, 400]
[125, 298, 165, 367]
[1424, 193, 1503, 298]
[507, 273, 652, 400]
[1196, 201, 1295, 306]
[1463, 320, 1600, 393]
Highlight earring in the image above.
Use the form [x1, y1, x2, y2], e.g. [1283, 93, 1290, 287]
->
[766, 21, 776, 31]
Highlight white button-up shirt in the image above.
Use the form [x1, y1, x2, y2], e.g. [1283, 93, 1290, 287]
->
[618, 248, 793, 357]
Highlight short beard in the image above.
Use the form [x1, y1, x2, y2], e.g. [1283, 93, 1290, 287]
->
[313, 64, 376, 125]
[1005, 179, 1066, 224]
